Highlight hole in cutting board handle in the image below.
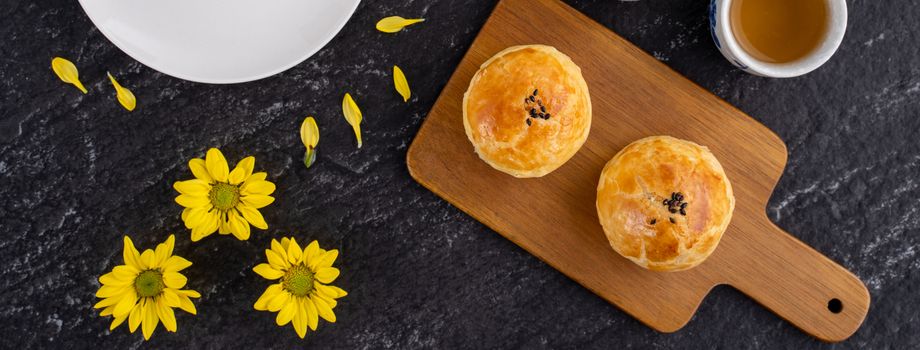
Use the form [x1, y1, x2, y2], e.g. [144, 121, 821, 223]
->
[827, 298, 843, 314]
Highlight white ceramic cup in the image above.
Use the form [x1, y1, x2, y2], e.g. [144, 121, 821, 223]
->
[708, 0, 848, 78]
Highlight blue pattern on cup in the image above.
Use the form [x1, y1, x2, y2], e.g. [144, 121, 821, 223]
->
[709, 0, 750, 71]
[732, 59, 749, 70]
[709, 0, 721, 50]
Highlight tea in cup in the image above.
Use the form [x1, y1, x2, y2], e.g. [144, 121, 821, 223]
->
[708, 0, 847, 78]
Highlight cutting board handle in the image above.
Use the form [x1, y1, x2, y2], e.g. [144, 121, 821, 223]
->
[718, 215, 871, 342]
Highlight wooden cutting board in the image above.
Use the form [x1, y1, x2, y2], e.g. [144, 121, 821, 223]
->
[406, 0, 869, 342]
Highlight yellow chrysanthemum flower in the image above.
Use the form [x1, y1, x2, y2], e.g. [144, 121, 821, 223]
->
[94, 235, 200, 340]
[174, 148, 276, 241]
[253, 238, 347, 338]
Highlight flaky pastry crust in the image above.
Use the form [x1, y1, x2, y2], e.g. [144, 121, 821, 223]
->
[596, 136, 735, 271]
[463, 45, 591, 178]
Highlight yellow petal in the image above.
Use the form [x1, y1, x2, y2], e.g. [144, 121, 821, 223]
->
[228, 156, 255, 185]
[314, 267, 340, 284]
[300, 116, 319, 149]
[178, 289, 201, 298]
[123, 236, 142, 269]
[181, 207, 192, 226]
[301, 116, 320, 169]
[139, 249, 156, 270]
[241, 180, 275, 196]
[314, 249, 339, 270]
[110, 314, 128, 331]
[228, 210, 251, 240]
[314, 292, 337, 309]
[218, 211, 231, 236]
[267, 291, 291, 312]
[304, 297, 319, 331]
[276, 299, 297, 326]
[113, 290, 139, 318]
[246, 172, 267, 183]
[96, 285, 129, 299]
[112, 264, 139, 278]
[99, 275, 129, 289]
[107, 72, 136, 111]
[162, 256, 192, 273]
[94, 296, 121, 309]
[175, 194, 209, 208]
[375, 16, 425, 33]
[162, 272, 187, 289]
[142, 298, 159, 340]
[173, 179, 210, 196]
[215, 212, 229, 235]
[129, 303, 143, 332]
[238, 205, 268, 230]
[265, 249, 289, 270]
[287, 238, 303, 265]
[302, 240, 320, 265]
[186, 205, 212, 223]
[293, 299, 308, 338]
[162, 288, 182, 308]
[271, 239, 286, 258]
[327, 285, 348, 298]
[184, 206, 210, 229]
[205, 148, 229, 182]
[156, 297, 177, 332]
[104, 265, 138, 284]
[253, 263, 284, 280]
[153, 235, 175, 267]
[177, 294, 198, 315]
[216, 218, 231, 237]
[342, 93, 363, 148]
[241, 194, 274, 209]
[313, 282, 339, 299]
[100, 267, 134, 283]
[393, 65, 411, 102]
[99, 282, 134, 296]
[280, 237, 292, 251]
[100, 307, 116, 319]
[191, 212, 219, 242]
[312, 295, 336, 323]
[188, 158, 213, 182]
[254, 284, 282, 311]
[51, 57, 87, 94]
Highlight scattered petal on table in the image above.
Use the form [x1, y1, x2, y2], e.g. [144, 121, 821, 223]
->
[300, 116, 319, 168]
[393, 65, 411, 102]
[51, 57, 87, 94]
[107, 72, 137, 111]
[342, 93, 363, 148]
[376, 16, 425, 33]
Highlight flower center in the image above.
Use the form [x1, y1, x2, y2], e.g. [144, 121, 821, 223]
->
[282, 265, 315, 297]
[134, 270, 165, 297]
[209, 182, 240, 210]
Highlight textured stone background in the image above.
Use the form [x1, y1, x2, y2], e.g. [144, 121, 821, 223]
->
[1, 0, 918, 348]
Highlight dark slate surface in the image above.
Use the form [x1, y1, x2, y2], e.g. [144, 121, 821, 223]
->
[1, 0, 917, 348]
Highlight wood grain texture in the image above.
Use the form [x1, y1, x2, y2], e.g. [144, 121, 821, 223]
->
[406, 0, 869, 342]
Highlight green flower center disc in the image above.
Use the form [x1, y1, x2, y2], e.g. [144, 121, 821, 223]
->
[209, 182, 240, 210]
[282, 265, 315, 297]
[135, 270, 165, 297]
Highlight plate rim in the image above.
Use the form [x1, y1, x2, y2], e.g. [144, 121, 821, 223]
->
[77, 0, 361, 84]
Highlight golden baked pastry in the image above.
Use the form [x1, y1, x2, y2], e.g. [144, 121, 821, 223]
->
[463, 45, 591, 178]
[596, 136, 735, 271]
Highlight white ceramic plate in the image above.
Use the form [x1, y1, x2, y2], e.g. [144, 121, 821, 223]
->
[79, 0, 361, 84]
